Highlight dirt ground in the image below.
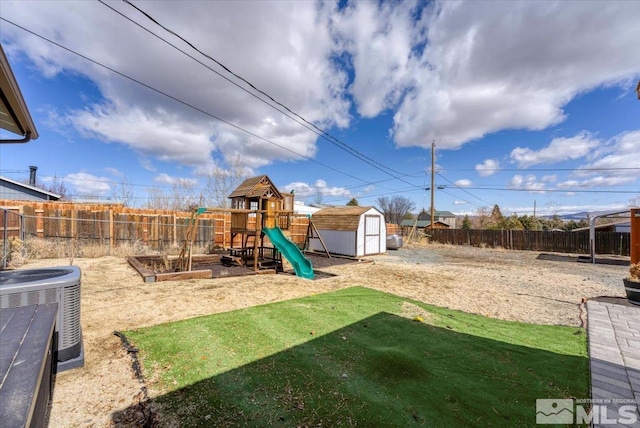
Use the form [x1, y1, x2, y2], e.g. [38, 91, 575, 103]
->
[20, 243, 628, 427]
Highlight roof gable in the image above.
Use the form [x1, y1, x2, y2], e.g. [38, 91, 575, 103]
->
[228, 175, 283, 199]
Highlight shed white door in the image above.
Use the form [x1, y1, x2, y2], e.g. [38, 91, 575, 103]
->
[364, 215, 381, 254]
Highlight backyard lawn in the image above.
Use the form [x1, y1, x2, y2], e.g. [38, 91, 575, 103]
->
[123, 286, 588, 427]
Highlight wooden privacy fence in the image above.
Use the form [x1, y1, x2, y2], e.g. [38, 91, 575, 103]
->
[426, 228, 630, 256]
[0, 201, 311, 250]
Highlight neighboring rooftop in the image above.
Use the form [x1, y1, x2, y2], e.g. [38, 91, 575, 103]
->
[0, 176, 61, 201]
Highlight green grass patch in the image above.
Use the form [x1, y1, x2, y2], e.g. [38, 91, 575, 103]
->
[123, 286, 588, 427]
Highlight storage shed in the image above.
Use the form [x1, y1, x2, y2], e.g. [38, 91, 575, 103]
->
[309, 206, 386, 257]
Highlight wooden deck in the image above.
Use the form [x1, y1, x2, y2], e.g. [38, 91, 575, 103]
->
[0, 304, 58, 428]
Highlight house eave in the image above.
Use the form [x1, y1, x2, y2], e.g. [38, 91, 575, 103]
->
[0, 44, 39, 141]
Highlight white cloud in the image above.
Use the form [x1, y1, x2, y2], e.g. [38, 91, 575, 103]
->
[2, 0, 349, 170]
[104, 167, 124, 178]
[73, 104, 217, 168]
[284, 179, 350, 199]
[454, 179, 472, 187]
[510, 131, 600, 167]
[315, 179, 328, 189]
[154, 173, 198, 187]
[506, 202, 630, 217]
[384, 1, 640, 149]
[453, 200, 467, 205]
[575, 131, 640, 174]
[3, 0, 640, 176]
[557, 180, 579, 188]
[508, 174, 546, 193]
[62, 172, 111, 195]
[559, 130, 640, 188]
[332, 1, 419, 117]
[475, 159, 499, 177]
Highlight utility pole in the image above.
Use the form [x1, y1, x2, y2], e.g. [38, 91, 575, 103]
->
[533, 200, 536, 219]
[430, 141, 435, 230]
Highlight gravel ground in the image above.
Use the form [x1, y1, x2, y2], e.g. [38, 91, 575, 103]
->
[18, 242, 628, 427]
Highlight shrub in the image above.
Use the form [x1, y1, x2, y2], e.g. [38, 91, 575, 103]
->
[630, 263, 640, 281]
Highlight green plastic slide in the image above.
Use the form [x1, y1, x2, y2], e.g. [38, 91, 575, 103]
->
[263, 227, 314, 279]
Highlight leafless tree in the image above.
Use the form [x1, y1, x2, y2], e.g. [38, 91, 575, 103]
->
[110, 178, 135, 207]
[41, 175, 68, 200]
[475, 206, 491, 229]
[313, 188, 324, 205]
[146, 180, 198, 211]
[203, 155, 250, 208]
[145, 186, 167, 210]
[376, 195, 415, 225]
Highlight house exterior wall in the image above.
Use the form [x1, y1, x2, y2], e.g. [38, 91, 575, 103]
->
[0, 181, 54, 201]
[439, 216, 456, 229]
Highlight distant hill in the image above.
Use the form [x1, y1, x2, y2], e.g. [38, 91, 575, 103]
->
[540, 210, 619, 221]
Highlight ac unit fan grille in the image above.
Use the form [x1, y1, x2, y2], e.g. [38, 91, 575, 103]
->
[62, 284, 81, 348]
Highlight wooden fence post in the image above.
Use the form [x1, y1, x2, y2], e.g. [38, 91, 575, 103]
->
[109, 209, 114, 251]
[172, 214, 177, 246]
[631, 208, 640, 265]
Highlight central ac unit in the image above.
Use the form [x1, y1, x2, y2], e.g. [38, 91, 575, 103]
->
[0, 266, 84, 372]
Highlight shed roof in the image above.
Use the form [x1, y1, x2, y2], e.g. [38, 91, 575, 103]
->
[228, 175, 282, 199]
[572, 220, 631, 232]
[313, 206, 372, 216]
[311, 206, 381, 231]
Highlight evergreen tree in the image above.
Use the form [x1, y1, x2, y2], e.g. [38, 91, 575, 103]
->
[490, 204, 504, 223]
[576, 218, 589, 229]
[500, 213, 524, 230]
[346, 198, 359, 206]
[461, 214, 472, 230]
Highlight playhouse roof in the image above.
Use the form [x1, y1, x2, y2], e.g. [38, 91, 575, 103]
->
[228, 175, 282, 199]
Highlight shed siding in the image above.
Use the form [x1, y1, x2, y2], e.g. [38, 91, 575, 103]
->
[309, 206, 386, 257]
[310, 230, 357, 257]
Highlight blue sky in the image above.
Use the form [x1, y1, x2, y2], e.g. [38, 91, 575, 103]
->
[0, 0, 638, 216]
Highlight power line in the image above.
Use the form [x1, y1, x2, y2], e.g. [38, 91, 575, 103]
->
[107, 0, 420, 188]
[448, 186, 639, 194]
[322, 185, 425, 204]
[443, 167, 640, 172]
[436, 172, 491, 205]
[438, 188, 482, 208]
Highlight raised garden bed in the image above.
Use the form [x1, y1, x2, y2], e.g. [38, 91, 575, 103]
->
[127, 251, 362, 283]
